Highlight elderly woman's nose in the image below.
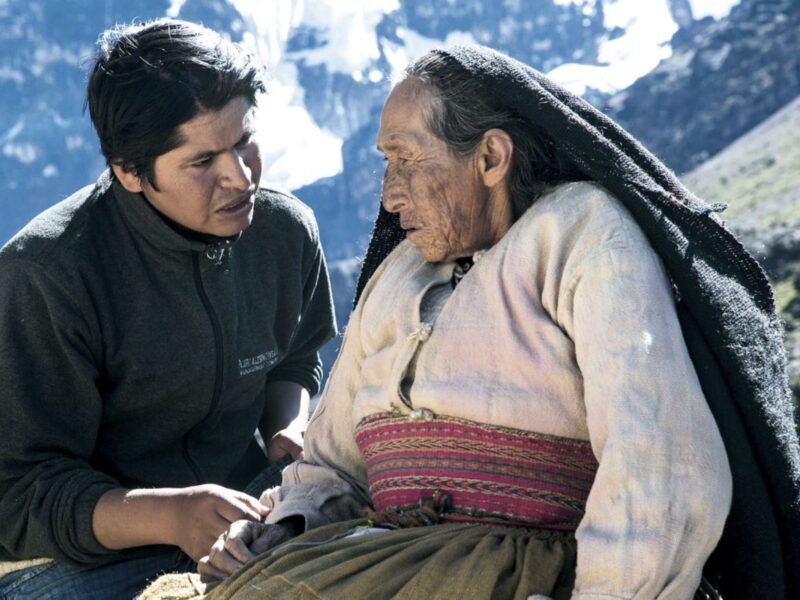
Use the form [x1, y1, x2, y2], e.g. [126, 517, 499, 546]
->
[381, 173, 407, 212]
[381, 189, 407, 213]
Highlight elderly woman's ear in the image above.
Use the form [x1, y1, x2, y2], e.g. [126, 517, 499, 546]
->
[477, 128, 513, 188]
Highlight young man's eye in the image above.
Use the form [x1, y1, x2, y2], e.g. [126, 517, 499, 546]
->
[191, 156, 213, 168]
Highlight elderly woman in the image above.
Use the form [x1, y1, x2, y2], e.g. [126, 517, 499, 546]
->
[143, 47, 798, 600]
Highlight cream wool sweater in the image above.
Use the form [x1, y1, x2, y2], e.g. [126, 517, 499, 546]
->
[264, 182, 732, 600]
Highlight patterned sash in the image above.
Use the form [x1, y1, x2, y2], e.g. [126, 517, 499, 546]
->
[355, 412, 598, 531]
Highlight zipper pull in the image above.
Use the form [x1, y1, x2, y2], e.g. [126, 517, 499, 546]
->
[205, 245, 220, 262]
[205, 241, 232, 266]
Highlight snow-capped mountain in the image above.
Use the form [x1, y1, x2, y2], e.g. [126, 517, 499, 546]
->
[0, 0, 747, 246]
[2, 0, 797, 375]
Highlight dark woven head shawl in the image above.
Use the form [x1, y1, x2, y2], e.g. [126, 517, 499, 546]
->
[354, 45, 799, 599]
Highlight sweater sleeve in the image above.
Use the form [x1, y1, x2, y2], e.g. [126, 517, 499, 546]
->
[261, 258, 385, 530]
[0, 258, 120, 565]
[266, 219, 336, 396]
[565, 242, 732, 599]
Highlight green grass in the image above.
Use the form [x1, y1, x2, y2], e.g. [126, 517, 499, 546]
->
[683, 97, 800, 229]
[774, 277, 798, 316]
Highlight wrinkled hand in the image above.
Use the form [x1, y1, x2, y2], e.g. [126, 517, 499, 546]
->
[198, 519, 299, 581]
[168, 484, 268, 562]
[267, 429, 303, 464]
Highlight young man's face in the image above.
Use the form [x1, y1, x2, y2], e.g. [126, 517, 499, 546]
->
[115, 96, 262, 237]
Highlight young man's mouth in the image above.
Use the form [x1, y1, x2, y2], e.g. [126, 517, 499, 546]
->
[217, 193, 254, 214]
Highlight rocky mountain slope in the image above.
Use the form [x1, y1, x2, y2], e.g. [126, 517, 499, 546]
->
[604, 0, 800, 174]
[0, 0, 171, 241]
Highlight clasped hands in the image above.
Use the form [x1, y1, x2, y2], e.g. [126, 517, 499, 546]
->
[197, 516, 300, 581]
[197, 429, 303, 582]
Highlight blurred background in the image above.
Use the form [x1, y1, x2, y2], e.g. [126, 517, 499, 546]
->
[1, 0, 798, 396]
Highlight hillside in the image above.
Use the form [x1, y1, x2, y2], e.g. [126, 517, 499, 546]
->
[683, 95, 800, 395]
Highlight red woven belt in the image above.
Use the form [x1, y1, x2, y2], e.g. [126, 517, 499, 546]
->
[355, 412, 598, 531]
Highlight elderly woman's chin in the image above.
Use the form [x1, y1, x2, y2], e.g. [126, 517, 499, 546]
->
[414, 240, 455, 263]
[406, 227, 482, 263]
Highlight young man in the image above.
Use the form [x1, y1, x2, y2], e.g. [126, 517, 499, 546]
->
[0, 19, 336, 598]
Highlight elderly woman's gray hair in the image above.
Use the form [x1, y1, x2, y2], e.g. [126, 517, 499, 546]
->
[404, 50, 586, 220]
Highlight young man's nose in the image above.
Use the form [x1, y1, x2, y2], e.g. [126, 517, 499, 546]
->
[219, 150, 251, 190]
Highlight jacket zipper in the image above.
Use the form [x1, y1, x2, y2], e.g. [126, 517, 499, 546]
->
[183, 250, 226, 483]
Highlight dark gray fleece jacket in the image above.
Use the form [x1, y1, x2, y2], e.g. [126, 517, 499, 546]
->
[0, 171, 336, 565]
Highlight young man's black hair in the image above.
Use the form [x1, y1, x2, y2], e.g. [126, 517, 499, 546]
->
[86, 19, 266, 190]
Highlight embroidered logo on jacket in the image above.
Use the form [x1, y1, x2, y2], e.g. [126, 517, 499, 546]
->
[238, 350, 279, 376]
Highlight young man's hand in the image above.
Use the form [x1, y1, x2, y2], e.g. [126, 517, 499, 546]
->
[260, 381, 308, 463]
[167, 485, 268, 561]
[93, 485, 268, 563]
[197, 519, 299, 581]
[266, 429, 303, 464]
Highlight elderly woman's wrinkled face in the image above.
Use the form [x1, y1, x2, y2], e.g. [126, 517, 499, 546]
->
[377, 79, 504, 263]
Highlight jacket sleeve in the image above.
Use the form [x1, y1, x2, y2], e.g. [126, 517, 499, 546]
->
[564, 241, 732, 599]
[0, 258, 120, 565]
[266, 219, 336, 396]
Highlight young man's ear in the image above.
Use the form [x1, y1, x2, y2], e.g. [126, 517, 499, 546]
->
[111, 163, 144, 193]
[477, 128, 513, 188]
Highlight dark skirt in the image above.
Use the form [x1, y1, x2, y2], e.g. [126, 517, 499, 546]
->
[139, 519, 577, 600]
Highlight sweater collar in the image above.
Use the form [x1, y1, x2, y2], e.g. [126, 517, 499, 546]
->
[110, 171, 242, 253]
